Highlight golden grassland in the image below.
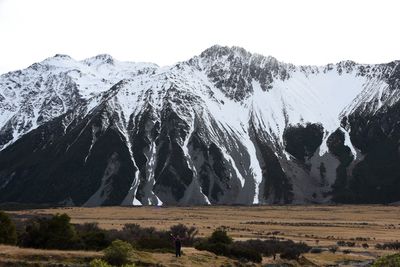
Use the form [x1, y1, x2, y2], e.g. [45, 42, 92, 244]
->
[4, 205, 400, 266]
[0, 245, 240, 267]
[10, 205, 400, 242]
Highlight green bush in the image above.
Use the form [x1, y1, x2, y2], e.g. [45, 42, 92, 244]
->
[372, 253, 400, 267]
[337, 240, 356, 247]
[136, 236, 172, 251]
[90, 259, 112, 267]
[103, 240, 134, 266]
[208, 228, 232, 245]
[19, 213, 78, 249]
[230, 244, 262, 263]
[329, 246, 338, 253]
[169, 223, 199, 246]
[196, 230, 310, 263]
[195, 229, 262, 263]
[110, 223, 176, 251]
[45, 214, 77, 249]
[195, 240, 262, 263]
[0, 211, 17, 245]
[280, 247, 302, 260]
[90, 258, 136, 267]
[375, 242, 400, 250]
[310, 247, 323, 253]
[195, 240, 230, 256]
[234, 239, 310, 259]
[80, 231, 110, 251]
[17, 218, 197, 253]
[76, 223, 110, 251]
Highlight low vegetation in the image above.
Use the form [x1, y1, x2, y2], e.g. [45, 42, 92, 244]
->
[1, 208, 397, 266]
[90, 258, 136, 267]
[0, 211, 17, 245]
[18, 213, 79, 249]
[195, 228, 262, 263]
[6, 213, 198, 253]
[337, 240, 355, 247]
[372, 253, 400, 267]
[195, 228, 311, 263]
[375, 241, 400, 250]
[103, 240, 135, 266]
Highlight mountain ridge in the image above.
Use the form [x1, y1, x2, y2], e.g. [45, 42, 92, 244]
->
[0, 45, 399, 206]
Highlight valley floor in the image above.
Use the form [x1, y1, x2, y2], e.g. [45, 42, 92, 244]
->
[4, 205, 400, 266]
[0, 244, 382, 267]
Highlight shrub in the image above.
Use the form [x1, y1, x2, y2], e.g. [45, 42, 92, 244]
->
[232, 239, 310, 260]
[122, 224, 157, 241]
[169, 223, 199, 246]
[195, 230, 303, 263]
[208, 228, 232, 245]
[346, 242, 355, 247]
[234, 239, 270, 257]
[195, 240, 262, 263]
[375, 241, 400, 250]
[336, 240, 355, 247]
[230, 243, 262, 263]
[45, 213, 77, 249]
[329, 246, 338, 253]
[195, 240, 230, 256]
[194, 228, 233, 257]
[76, 223, 110, 251]
[90, 259, 112, 267]
[372, 253, 400, 267]
[136, 236, 172, 251]
[19, 213, 78, 249]
[114, 223, 174, 251]
[103, 240, 134, 266]
[280, 247, 302, 260]
[362, 243, 369, 249]
[0, 211, 17, 245]
[84, 222, 198, 252]
[80, 231, 110, 251]
[17, 216, 197, 253]
[310, 247, 323, 253]
[90, 258, 137, 267]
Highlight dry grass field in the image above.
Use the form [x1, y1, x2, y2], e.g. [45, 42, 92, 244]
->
[4, 205, 400, 266]
[0, 245, 240, 267]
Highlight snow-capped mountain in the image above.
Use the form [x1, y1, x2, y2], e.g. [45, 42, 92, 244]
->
[0, 54, 157, 149]
[0, 45, 399, 206]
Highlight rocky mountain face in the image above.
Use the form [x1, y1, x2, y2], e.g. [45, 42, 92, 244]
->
[0, 45, 399, 206]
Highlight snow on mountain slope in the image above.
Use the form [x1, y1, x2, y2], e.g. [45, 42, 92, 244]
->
[342, 61, 400, 116]
[0, 45, 399, 206]
[76, 53, 397, 205]
[0, 54, 157, 149]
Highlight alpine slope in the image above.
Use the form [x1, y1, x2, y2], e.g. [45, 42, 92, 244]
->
[0, 45, 399, 206]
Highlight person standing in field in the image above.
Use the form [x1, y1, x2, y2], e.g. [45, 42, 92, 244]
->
[171, 234, 182, 257]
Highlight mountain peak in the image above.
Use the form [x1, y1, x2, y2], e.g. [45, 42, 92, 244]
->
[53, 54, 72, 59]
[200, 45, 252, 60]
[83, 54, 114, 66]
[200, 45, 280, 63]
[31, 54, 75, 69]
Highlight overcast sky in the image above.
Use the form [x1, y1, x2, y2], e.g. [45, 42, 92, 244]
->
[0, 0, 399, 74]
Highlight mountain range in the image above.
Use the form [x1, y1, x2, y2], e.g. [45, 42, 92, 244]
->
[0, 45, 399, 206]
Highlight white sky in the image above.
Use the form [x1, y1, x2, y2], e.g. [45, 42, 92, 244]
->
[0, 0, 399, 74]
